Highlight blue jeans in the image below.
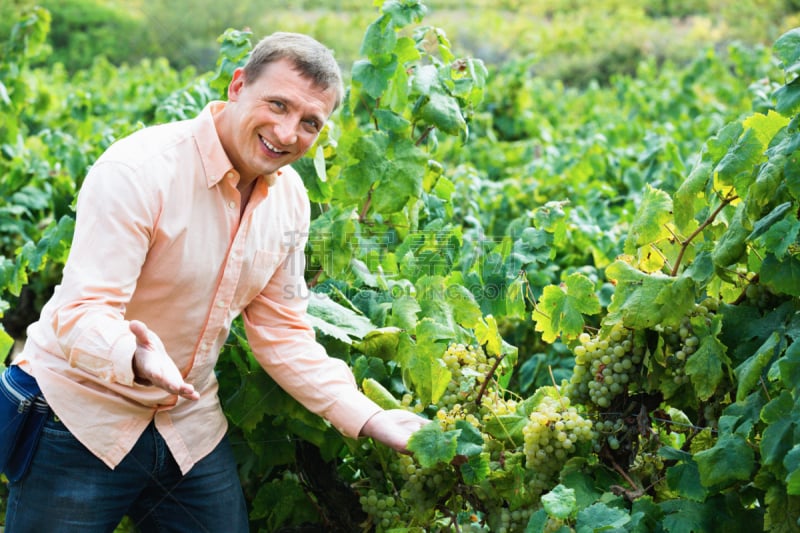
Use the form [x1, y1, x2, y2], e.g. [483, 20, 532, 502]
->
[5, 413, 249, 533]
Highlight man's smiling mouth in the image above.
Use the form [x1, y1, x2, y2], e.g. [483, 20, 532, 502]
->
[259, 135, 288, 155]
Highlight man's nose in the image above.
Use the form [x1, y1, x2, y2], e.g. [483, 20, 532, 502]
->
[275, 120, 298, 146]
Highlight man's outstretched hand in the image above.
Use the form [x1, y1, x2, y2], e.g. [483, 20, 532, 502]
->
[359, 409, 430, 453]
[129, 320, 199, 401]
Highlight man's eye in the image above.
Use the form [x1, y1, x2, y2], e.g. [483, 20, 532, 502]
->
[270, 101, 286, 111]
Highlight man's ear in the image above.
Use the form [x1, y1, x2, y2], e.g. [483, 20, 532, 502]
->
[227, 68, 246, 101]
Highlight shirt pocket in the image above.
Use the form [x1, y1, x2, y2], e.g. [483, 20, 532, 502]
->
[232, 250, 286, 311]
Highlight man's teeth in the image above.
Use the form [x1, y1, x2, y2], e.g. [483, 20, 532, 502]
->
[261, 136, 284, 153]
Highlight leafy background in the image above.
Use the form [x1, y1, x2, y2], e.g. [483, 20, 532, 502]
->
[2, 0, 800, 532]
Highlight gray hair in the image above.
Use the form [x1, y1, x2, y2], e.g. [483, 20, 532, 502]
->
[243, 32, 344, 111]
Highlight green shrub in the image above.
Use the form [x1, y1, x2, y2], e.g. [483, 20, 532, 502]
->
[37, 0, 158, 71]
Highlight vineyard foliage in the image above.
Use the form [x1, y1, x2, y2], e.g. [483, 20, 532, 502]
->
[2, 1, 800, 532]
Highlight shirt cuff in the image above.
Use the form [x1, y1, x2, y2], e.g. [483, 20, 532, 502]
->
[67, 322, 137, 386]
[324, 390, 383, 439]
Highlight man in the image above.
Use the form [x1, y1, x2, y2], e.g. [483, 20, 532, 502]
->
[5, 32, 427, 531]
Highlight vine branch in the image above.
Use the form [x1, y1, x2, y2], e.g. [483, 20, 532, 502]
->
[670, 194, 737, 277]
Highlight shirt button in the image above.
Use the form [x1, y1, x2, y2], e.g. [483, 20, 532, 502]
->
[216, 300, 225, 308]
[225, 172, 234, 179]
[228, 201, 236, 209]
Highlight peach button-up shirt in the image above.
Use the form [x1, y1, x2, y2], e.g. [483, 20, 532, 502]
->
[17, 101, 381, 474]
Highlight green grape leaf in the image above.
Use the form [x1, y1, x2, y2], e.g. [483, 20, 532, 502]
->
[711, 202, 750, 268]
[359, 13, 396, 60]
[760, 391, 795, 467]
[606, 261, 689, 329]
[694, 434, 755, 486]
[475, 315, 503, 356]
[660, 500, 713, 533]
[541, 484, 577, 520]
[628, 497, 664, 533]
[483, 412, 527, 444]
[674, 152, 712, 232]
[505, 275, 528, 321]
[665, 457, 709, 501]
[308, 208, 357, 278]
[338, 130, 387, 200]
[398, 326, 450, 405]
[459, 452, 490, 485]
[307, 292, 375, 343]
[353, 327, 401, 361]
[575, 502, 630, 533]
[532, 273, 600, 343]
[525, 510, 548, 532]
[685, 314, 729, 401]
[743, 110, 790, 150]
[714, 127, 762, 190]
[390, 294, 421, 331]
[371, 139, 426, 214]
[759, 218, 800, 260]
[747, 201, 793, 241]
[734, 331, 782, 401]
[293, 156, 332, 203]
[786, 148, 800, 200]
[383, 0, 428, 27]
[775, 77, 800, 118]
[251, 477, 319, 526]
[407, 421, 459, 468]
[784, 444, 800, 494]
[766, 485, 800, 533]
[19, 214, 75, 271]
[352, 355, 388, 384]
[455, 419, 484, 458]
[418, 91, 466, 135]
[774, 28, 800, 75]
[362, 377, 401, 410]
[761, 254, 800, 297]
[223, 361, 277, 432]
[444, 279, 483, 328]
[352, 57, 399, 100]
[778, 341, 800, 391]
[0, 328, 12, 368]
[624, 185, 673, 254]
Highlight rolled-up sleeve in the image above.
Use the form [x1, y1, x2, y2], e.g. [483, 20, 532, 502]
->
[50, 160, 153, 386]
[242, 222, 381, 439]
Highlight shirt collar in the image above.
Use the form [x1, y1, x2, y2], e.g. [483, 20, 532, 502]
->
[193, 101, 280, 191]
[194, 101, 235, 188]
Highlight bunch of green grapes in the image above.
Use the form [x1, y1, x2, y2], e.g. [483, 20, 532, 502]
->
[652, 298, 717, 386]
[358, 488, 404, 531]
[593, 416, 625, 452]
[440, 342, 497, 409]
[564, 323, 644, 409]
[522, 394, 595, 495]
[394, 454, 455, 520]
[485, 505, 535, 533]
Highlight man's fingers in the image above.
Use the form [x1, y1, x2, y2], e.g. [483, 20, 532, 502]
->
[129, 320, 150, 345]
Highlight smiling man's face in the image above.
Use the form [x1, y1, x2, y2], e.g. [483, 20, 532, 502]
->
[221, 58, 337, 181]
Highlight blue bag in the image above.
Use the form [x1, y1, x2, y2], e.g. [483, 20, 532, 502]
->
[0, 365, 48, 482]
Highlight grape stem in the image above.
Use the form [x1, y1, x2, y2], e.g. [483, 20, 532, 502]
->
[669, 194, 736, 277]
[359, 187, 373, 222]
[475, 353, 504, 406]
[416, 125, 435, 146]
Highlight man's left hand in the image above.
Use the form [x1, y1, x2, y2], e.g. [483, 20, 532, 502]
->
[359, 409, 430, 453]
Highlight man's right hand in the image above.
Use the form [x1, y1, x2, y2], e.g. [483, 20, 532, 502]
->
[129, 320, 199, 401]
